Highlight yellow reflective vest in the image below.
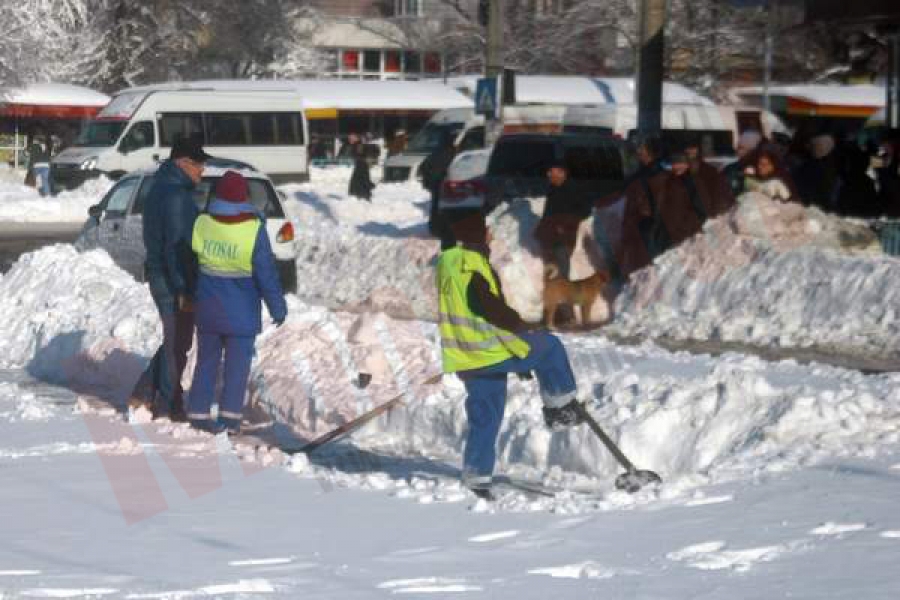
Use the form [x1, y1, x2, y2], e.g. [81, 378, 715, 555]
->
[192, 215, 260, 276]
[436, 246, 530, 373]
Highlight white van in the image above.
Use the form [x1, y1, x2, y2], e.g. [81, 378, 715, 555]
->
[383, 103, 788, 181]
[52, 84, 309, 190]
[382, 105, 592, 182]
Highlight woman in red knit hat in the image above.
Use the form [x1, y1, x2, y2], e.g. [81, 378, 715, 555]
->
[187, 170, 288, 434]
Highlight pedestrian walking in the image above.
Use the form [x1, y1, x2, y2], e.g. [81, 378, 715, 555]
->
[346, 134, 375, 201]
[27, 133, 52, 196]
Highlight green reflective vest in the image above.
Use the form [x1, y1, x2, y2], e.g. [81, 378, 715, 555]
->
[192, 215, 260, 276]
[436, 246, 530, 373]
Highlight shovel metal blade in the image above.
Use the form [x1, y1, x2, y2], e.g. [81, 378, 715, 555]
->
[614, 469, 662, 493]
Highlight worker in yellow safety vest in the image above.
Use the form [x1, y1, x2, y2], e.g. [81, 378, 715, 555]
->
[436, 210, 585, 499]
[186, 170, 287, 434]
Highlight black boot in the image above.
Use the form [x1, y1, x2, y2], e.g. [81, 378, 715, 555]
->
[469, 486, 496, 502]
[542, 400, 586, 431]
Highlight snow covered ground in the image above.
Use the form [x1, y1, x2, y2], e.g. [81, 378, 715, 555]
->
[0, 165, 112, 223]
[1, 166, 900, 596]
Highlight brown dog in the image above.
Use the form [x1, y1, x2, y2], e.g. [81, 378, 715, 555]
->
[543, 266, 611, 329]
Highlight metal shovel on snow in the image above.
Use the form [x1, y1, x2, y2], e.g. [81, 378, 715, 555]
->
[573, 403, 662, 493]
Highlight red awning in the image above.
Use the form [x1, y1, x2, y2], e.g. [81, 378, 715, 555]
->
[0, 103, 103, 119]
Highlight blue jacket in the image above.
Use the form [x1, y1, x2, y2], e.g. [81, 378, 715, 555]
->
[193, 213, 288, 336]
[142, 160, 199, 298]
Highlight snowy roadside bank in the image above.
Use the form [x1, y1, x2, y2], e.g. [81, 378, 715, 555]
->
[0, 165, 112, 223]
[607, 193, 900, 370]
[283, 180, 899, 369]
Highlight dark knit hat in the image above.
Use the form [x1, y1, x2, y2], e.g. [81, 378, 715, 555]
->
[170, 135, 211, 162]
[215, 170, 249, 203]
[448, 209, 487, 245]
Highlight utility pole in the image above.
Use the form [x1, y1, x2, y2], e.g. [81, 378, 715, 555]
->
[636, 0, 666, 133]
[889, 32, 900, 129]
[762, 0, 774, 113]
[485, 0, 505, 145]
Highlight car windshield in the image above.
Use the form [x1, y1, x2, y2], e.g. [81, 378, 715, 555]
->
[193, 176, 285, 219]
[75, 120, 127, 147]
[407, 122, 465, 154]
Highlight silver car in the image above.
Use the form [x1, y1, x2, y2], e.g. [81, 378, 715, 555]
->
[77, 161, 298, 293]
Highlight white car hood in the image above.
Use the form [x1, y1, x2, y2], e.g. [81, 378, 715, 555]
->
[52, 146, 106, 166]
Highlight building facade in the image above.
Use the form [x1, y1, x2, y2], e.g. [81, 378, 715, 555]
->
[308, 0, 456, 80]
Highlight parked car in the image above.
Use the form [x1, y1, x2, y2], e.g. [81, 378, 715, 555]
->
[438, 148, 491, 212]
[76, 160, 298, 293]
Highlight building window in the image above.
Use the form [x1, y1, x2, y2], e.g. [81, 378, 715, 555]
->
[423, 52, 441, 74]
[394, 0, 422, 17]
[404, 50, 421, 73]
[384, 50, 401, 73]
[342, 50, 359, 72]
[363, 50, 381, 73]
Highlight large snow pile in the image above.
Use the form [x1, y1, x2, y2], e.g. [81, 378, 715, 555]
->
[609, 193, 900, 363]
[0, 166, 112, 223]
[4, 245, 899, 510]
[283, 176, 609, 322]
[287, 173, 900, 367]
[282, 167, 443, 319]
[0, 245, 158, 391]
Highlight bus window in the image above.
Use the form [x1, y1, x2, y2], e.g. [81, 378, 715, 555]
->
[206, 113, 250, 146]
[159, 113, 203, 147]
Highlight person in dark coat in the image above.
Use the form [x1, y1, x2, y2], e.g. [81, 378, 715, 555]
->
[421, 132, 458, 249]
[534, 162, 590, 280]
[187, 171, 287, 434]
[27, 134, 52, 196]
[131, 137, 208, 421]
[347, 134, 375, 201]
[619, 136, 669, 277]
[684, 138, 735, 218]
[837, 145, 881, 217]
[876, 131, 900, 218]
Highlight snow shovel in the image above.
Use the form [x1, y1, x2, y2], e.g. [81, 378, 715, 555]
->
[573, 403, 662, 493]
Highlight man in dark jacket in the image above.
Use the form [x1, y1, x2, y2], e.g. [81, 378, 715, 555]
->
[534, 162, 591, 280]
[133, 137, 209, 421]
[346, 134, 374, 201]
[619, 136, 669, 277]
[660, 142, 736, 246]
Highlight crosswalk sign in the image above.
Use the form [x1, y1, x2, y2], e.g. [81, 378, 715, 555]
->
[475, 77, 498, 118]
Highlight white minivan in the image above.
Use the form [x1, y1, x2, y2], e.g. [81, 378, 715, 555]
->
[52, 83, 310, 190]
[383, 103, 788, 181]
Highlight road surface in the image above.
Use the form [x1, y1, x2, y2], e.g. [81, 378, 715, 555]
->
[0, 222, 82, 273]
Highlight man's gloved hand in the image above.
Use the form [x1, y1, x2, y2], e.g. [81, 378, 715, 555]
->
[177, 295, 194, 312]
[516, 371, 534, 381]
[274, 317, 285, 328]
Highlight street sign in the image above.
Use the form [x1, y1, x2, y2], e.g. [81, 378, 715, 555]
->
[475, 77, 498, 118]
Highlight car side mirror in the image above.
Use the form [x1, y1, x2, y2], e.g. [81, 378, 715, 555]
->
[88, 204, 103, 219]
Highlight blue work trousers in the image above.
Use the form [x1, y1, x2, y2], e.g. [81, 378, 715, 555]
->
[187, 333, 255, 422]
[457, 331, 577, 483]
